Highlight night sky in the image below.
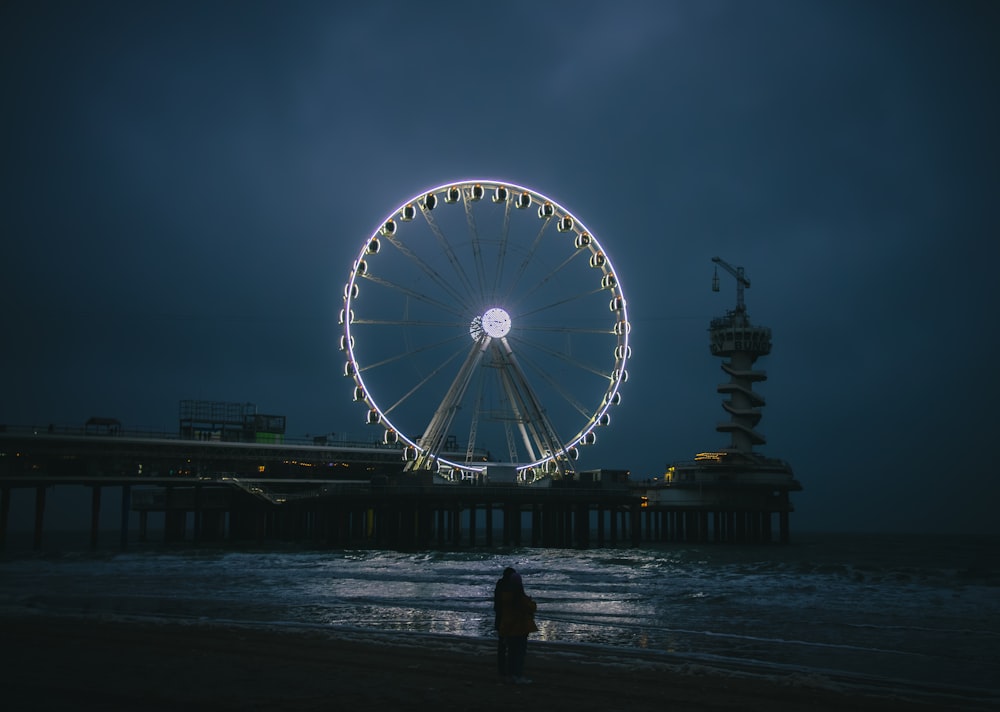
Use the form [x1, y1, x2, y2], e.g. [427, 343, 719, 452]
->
[3, 1, 998, 534]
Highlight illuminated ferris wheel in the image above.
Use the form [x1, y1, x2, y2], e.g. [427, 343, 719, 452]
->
[340, 180, 630, 481]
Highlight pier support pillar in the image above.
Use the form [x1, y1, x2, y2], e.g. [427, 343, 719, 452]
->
[201, 510, 225, 541]
[33, 486, 46, 550]
[574, 503, 590, 548]
[749, 510, 761, 543]
[0, 486, 9, 551]
[451, 505, 462, 546]
[164, 510, 186, 543]
[417, 504, 432, 547]
[192, 484, 202, 542]
[119, 485, 131, 549]
[539, 504, 555, 547]
[90, 486, 102, 550]
[345, 508, 355, 544]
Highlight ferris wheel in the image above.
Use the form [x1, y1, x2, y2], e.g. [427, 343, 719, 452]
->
[340, 180, 630, 482]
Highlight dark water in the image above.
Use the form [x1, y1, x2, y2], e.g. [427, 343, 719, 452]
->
[2, 532, 997, 707]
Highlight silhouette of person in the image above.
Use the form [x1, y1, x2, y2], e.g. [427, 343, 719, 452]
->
[493, 566, 516, 681]
[495, 568, 538, 684]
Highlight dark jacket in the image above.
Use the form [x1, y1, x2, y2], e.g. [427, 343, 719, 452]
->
[496, 584, 539, 637]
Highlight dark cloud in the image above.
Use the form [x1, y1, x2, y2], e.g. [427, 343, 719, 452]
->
[2, 0, 997, 533]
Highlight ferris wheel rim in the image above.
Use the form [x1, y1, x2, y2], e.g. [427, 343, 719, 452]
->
[341, 179, 630, 475]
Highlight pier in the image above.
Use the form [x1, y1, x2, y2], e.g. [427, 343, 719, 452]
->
[0, 426, 796, 550]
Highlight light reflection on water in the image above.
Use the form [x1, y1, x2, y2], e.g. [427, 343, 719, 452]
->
[0, 534, 998, 698]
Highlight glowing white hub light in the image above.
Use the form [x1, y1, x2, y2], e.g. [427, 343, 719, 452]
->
[470, 307, 511, 340]
[481, 307, 511, 338]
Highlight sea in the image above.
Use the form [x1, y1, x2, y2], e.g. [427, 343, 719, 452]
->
[1, 531, 998, 709]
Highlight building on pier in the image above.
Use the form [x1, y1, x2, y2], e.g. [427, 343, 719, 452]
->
[640, 257, 802, 543]
[179, 400, 287, 444]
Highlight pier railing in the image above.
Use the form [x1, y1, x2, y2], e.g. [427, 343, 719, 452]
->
[0, 424, 397, 450]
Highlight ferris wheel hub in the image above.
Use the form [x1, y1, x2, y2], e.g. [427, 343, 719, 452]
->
[481, 307, 511, 338]
[470, 307, 511, 340]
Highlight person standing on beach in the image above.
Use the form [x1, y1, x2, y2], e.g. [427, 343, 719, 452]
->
[493, 567, 516, 681]
[495, 570, 538, 684]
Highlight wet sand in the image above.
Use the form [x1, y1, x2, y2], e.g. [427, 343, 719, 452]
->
[0, 614, 946, 711]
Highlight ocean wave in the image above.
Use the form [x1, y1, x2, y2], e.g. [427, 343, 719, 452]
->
[2, 534, 998, 699]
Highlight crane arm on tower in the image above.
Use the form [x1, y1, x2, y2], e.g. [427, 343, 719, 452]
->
[711, 256, 751, 312]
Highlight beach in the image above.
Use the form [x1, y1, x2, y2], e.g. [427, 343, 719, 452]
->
[0, 614, 949, 711]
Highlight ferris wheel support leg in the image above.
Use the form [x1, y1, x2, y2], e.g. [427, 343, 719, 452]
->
[503, 374, 537, 462]
[497, 337, 571, 478]
[464, 389, 482, 465]
[493, 347, 539, 463]
[410, 336, 491, 473]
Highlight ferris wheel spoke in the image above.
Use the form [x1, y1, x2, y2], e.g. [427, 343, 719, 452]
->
[462, 190, 490, 302]
[421, 206, 477, 304]
[513, 285, 608, 321]
[515, 323, 611, 335]
[352, 318, 468, 328]
[507, 332, 612, 380]
[380, 231, 470, 308]
[513, 249, 589, 308]
[361, 273, 467, 319]
[381, 341, 470, 416]
[491, 199, 514, 302]
[503, 219, 553, 303]
[356, 332, 467, 374]
[513, 346, 594, 419]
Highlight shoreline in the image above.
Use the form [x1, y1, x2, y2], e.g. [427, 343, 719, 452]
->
[0, 612, 980, 711]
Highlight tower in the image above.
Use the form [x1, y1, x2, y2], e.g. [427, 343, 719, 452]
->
[648, 257, 802, 544]
[709, 256, 772, 455]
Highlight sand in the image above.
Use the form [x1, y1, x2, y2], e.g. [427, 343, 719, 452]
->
[0, 614, 948, 711]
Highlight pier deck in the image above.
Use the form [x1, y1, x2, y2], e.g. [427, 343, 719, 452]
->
[1, 428, 795, 549]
